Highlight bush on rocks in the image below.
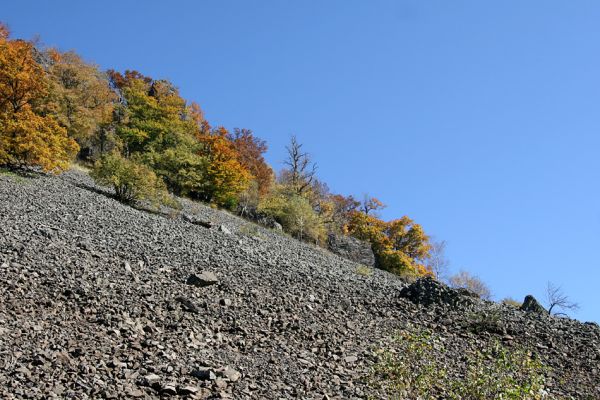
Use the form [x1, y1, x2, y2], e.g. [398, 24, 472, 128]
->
[372, 328, 546, 400]
[91, 152, 169, 205]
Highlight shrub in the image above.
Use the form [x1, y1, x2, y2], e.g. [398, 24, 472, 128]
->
[259, 187, 325, 243]
[355, 265, 373, 276]
[91, 152, 168, 205]
[502, 297, 522, 308]
[448, 270, 492, 300]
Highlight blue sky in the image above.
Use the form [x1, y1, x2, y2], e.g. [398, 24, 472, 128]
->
[5, 1, 599, 322]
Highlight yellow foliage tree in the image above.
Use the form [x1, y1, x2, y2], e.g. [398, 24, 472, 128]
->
[346, 211, 432, 277]
[44, 50, 116, 154]
[0, 29, 78, 172]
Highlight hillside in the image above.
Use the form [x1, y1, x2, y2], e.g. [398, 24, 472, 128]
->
[0, 170, 599, 399]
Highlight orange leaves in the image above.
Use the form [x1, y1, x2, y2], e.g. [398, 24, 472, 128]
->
[196, 127, 252, 206]
[227, 128, 273, 197]
[0, 37, 47, 113]
[0, 32, 78, 172]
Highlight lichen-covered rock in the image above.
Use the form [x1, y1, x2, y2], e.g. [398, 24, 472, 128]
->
[327, 233, 375, 267]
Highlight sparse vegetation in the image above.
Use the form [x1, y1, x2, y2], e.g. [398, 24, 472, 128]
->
[502, 297, 522, 308]
[355, 265, 373, 276]
[238, 222, 263, 238]
[372, 329, 546, 399]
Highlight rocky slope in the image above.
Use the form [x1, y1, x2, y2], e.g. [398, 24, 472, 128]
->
[0, 169, 598, 399]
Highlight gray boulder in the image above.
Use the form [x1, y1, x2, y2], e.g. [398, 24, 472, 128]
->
[327, 234, 375, 267]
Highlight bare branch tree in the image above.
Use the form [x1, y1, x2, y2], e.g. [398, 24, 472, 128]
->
[427, 240, 450, 280]
[282, 135, 317, 194]
[360, 194, 386, 216]
[546, 281, 579, 317]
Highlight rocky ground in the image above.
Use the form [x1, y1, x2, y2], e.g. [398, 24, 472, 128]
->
[0, 169, 598, 399]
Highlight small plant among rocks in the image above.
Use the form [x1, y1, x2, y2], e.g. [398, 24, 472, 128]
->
[238, 223, 263, 238]
[371, 328, 546, 399]
[467, 309, 505, 335]
[0, 168, 30, 184]
[355, 265, 373, 276]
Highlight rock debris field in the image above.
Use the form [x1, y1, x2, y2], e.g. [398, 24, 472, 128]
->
[0, 170, 599, 399]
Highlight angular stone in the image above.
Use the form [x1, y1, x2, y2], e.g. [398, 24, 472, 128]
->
[175, 297, 200, 314]
[191, 368, 217, 381]
[220, 298, 232, 307]
[186, 271, 218, 287]
[218, 366, 241, 382]
[218, 225, 232, 235]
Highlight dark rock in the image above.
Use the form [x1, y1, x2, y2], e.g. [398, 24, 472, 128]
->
[182, 213, 213, 228]
[186, 271, 218, 287]
[327, 234, 375, 267]
[191, 368, 217, 381]
[175, 296, 200, 313]
[399, 277, 476, 308]
[220, 298, 232, 307]
[520, 295, 548, 314]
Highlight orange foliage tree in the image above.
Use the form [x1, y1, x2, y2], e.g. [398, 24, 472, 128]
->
[228, 128, 273, 197]
[196, 126, 252, 207]
[0, 25, 78, 171]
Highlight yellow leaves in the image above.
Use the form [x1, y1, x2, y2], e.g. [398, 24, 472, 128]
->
[0, 38, 47, 113]
[0, 107, 78, 172]
[0, 35, 78, 172]
[196, 128, 252, 206]
[346, 210, 433, 278]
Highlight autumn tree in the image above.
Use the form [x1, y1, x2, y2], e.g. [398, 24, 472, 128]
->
[259, 184, 325, 243]
[44, 50, 116, 157]
[327, 193, 360, 232]
[91, 151, 169, 205]
[110, 76, 192, 154]
[346, 211, 432, 277]
[106, 70, 210, 196]
[0, 27, 78, 171]
[195, 127, 252, 207]
[227, 128, 273, 197]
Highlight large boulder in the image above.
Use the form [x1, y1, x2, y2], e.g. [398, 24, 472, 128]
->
[399, 277, 479, 308]
[327, 234, 375, 267]
[520, 295, 548, 314]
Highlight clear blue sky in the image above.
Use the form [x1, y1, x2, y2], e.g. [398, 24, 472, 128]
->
[5, 1, 600, 322]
